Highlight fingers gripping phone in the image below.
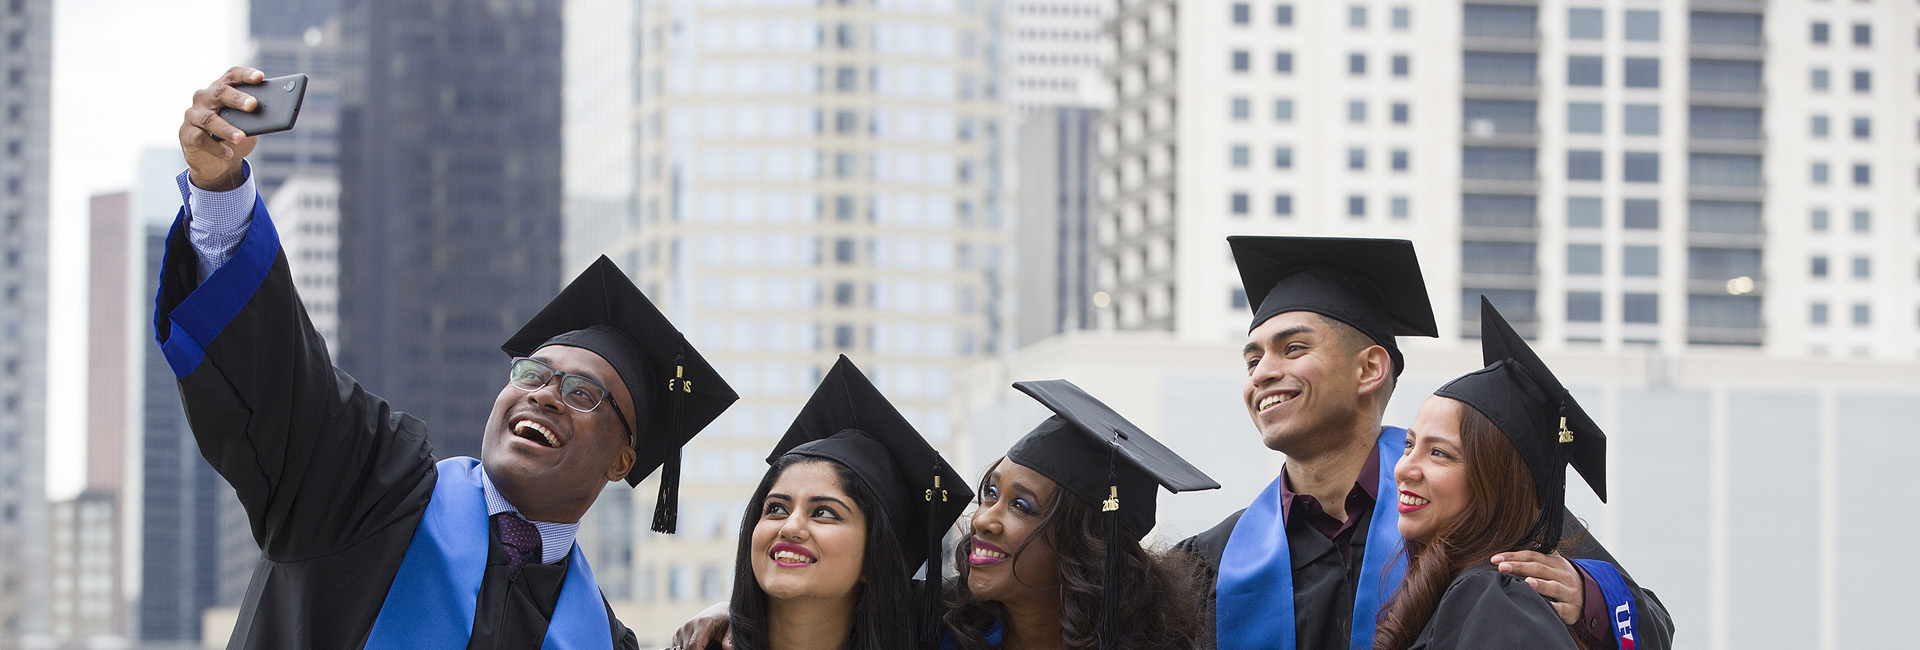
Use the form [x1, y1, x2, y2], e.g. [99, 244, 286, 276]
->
[218, 73, 308, 138]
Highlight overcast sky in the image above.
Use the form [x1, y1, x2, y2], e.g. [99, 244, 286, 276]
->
[47, 0, 245, 499]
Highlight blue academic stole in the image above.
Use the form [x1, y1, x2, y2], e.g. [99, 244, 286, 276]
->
[365, 458, 612, 650]
[1215, 427, 1408, 650]
[1570, 559, 1640, 650]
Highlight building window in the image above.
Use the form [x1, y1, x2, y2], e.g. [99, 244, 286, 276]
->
[834, 324, 855, 349]
[1348, 195, 1367, 218]
[1391, 102, 1410, 124]
[1619, 104, 1657, 136]
[1231, 192, 1250, 215]
[834, 282, 856, 307]
[1231, 96, 1250, 120]
[1567, 244, 1603, 275]
[1568, 102, 1603, 134]
[1568, 197, 1602, 228]
[1349, 100, 1367, 123]
[1349, 53, 1367, 76]
[1391, 149, 1409, 171]
[1568, 56, 1603, 86]
[1811, 301, 1830, 325]
[1812, 162, 1830, 185]
[1276, 4, 1294, 26]
[1623, 152, 1660, 183]
[1623, 199, 1658, 230]
[1624, 58, 1660, 88]
[1853, 256, 1872, 279]
[1812, 21, 1831, 45]
[1853, 163, 1871, 186]
[1853, 116, 1871, 139]
[1232, 50, 1250, 72]
[1812, 114, 1830, 138]
[1811, 208, 1830, 232]
[1275, 146, 1293, 169]
[1231, 288, 1249, 309]
[1853, 303, 1872, 327]
[1623, 246, 1660, 277]
[1853, 69, 1871, 93]
[1274, 194, 1293, 216]
[1348, 147, 1367, 170]
[1623, 293, 1659, 324]
[1853, 210, 1871, 233]
[1568, 150, 1604, 181]
[1392, 55, 1410, 77]
[1624, 10, 1660, 42]
[1569, 8, 1603, 40]
[1392, 6, 1410, 30]
[1568, 292, 1603, 322]
[1350, 5, 1367, 29]
[1232, 3, 1251, 24]
[1231, 145, 1251, 168]
[1811, 255, 1830, 278]
[1854, 23, 1871, 47]
[1391, 196, 1410, 219]
[1275, 98, 1294, 122]
[1276, 51, 1294, 74]
[1812, 67, 1830, 91]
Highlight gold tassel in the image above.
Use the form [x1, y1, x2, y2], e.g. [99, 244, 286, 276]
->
[1557, 416, 1573, 443]
[1101, 486, 1119, 512]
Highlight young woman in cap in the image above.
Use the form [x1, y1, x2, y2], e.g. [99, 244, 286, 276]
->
[942, 380, 1218, 650]
[723, 356, 970, 650]
[1373, 299, 1646, 650]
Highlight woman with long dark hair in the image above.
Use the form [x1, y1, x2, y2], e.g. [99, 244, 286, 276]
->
[723, 356, 970, 650]
[1373, 299, 1635, 650]
[943, 380, 1217, 650]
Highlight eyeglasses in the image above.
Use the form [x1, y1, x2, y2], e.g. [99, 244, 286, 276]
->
[507, 357, 634, 443]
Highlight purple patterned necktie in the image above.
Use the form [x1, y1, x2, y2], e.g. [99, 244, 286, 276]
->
[494, 512, 542, 575]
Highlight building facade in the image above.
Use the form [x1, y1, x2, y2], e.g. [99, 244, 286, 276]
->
[563, 0, 1012, 640]
[1015, 106, 1101, 347]
[0, 0, 51, 646]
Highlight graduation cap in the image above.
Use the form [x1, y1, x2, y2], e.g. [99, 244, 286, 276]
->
[1228, 236, 1438, 376]
[769, 355, 972, 579]
[501, 255, 738, 534]
[1432, 296, 1607, 552]
[1008, 379, 1219, 650]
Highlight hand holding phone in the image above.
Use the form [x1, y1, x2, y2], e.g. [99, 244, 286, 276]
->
[216, 73, 308, 139]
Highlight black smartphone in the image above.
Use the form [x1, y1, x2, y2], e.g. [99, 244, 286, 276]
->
[217, 73, 308, 139]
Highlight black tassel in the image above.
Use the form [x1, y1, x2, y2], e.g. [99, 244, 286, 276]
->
[651, 352, 689, 534]
[922, 464, 947, 646]
[1530, 401, 1572, 551]
[1098, 441, 1122, 650]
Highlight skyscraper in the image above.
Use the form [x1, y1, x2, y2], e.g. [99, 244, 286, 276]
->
[0, 0, 51, 645]
[562, 0, 1011, 638]
[1015, 106, 1100, 347]
[337, 0, 563, 460]
[1004, 0, 1112, 111]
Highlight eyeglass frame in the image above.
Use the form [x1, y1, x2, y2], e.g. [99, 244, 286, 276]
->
[507, 356, 637, 446]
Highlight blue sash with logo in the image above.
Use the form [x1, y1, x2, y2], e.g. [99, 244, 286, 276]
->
[365, 457, 612, 650]
[1570, 559, 1639, 650]
[1215, 427, 1408, 650]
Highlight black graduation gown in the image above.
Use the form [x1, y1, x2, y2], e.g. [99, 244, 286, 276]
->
[1178, 507, 1673, 650]
[1406, 564, 1577, 650]
[156, 211, 638, 649]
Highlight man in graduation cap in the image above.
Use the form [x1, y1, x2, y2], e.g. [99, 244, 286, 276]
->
[1178, 236, 1673, 650]
[162, 66, 737, 649]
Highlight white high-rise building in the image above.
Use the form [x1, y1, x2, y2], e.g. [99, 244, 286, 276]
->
[1004, 0, 1113, 111]
[270, 175, 343, 355]
[0, 0, 51, 646]
[1097, 0, 1920, 360]
[563, 0, 1012, 641]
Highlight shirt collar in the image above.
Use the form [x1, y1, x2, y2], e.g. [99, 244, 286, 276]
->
[479, 467, 581, 565]
[1278, 441, 1382, 522]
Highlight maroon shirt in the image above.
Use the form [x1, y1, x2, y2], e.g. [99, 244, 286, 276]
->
[1277, 443, 1612, 647]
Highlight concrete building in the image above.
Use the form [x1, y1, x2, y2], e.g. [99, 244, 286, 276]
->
[1015, 106, 1102, 347]
[1005, 0, 1113, 111]
[0, 0, 52, 645]
[47, 492, 117, 647]
[563, 0, 1012, 640]
[246, 13, 342, 208]
[1095, 0, 1920, 360]
[271, 175, 343, 353]
[337, 0, 564, 461]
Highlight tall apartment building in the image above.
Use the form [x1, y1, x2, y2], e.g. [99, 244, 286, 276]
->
[338, 0, 563, 460]
[0, 0, 51, 646]
[246, 9, 342, 207]
[562, 0, 1011, 639]
[1015, 106, 1101, 347]
[48, 492, 117, 646]
[1098, 0, 1920, 361]
[272, 175, 343, 352]
[1005, 0, 1112, 111]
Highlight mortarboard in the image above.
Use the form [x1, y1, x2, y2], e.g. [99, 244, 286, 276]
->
[769, 355, 972, 578]
[1008, 379, 1219, 650]
[1432, 296, 1607, 552]
[1228, 236, 1438, 376]
[501, 255, 738, 533]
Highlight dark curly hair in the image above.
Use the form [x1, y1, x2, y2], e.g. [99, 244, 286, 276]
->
[727, 454, 923, 650]
[942, 458, 1206, 650]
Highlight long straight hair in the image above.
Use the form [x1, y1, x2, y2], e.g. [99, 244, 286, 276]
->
[728, 455, 920, 650]
[1373, 404, 1562, 650]
[943, 458, 1206, 650]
